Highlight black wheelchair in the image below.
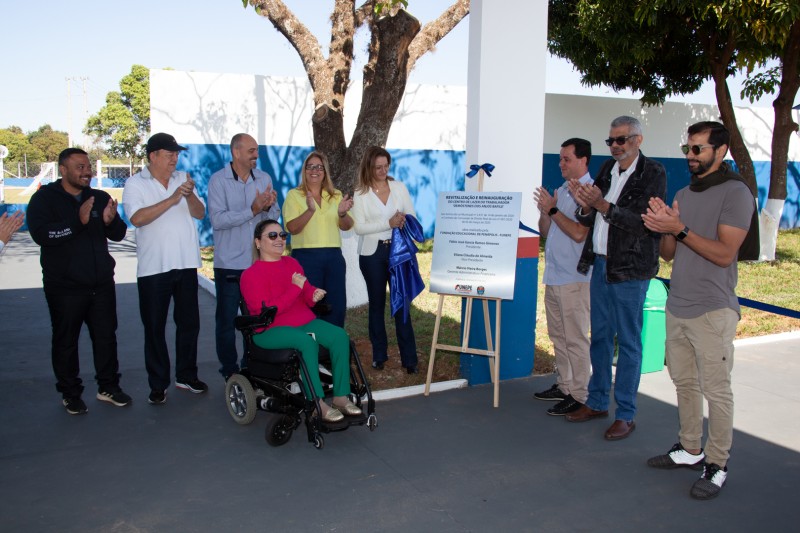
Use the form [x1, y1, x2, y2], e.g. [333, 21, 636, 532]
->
[225, 301, 377, 450]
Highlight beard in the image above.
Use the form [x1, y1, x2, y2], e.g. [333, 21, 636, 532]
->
[688, 159, 712, 176]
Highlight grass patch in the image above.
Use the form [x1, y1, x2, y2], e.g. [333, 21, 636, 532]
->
[201, 230, 800, 390]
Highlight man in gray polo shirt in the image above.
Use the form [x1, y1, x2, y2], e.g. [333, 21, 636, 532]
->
[642, 121, 754, 500]
[208, 133, 279, 380]
[533, 138, 593, 416]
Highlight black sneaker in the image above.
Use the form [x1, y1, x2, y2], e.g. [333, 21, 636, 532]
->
[176, 379, 208, 394]
[647, 443, 705, 470]
[547, 395, 581, 416]
[96, 388, 132, 407]
[690, 462, 728, 500]
[533, 383, 566, 401]
[148, 390, 167, 405]
[63, 396, 88, 415]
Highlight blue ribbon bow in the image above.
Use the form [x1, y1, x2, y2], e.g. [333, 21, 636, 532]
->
[466, 163, 495, 178]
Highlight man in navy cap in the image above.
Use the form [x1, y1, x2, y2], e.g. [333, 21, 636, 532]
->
[123, 133, 207, 405]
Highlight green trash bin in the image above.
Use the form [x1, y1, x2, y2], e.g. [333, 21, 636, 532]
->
[641, 279, 668, 373]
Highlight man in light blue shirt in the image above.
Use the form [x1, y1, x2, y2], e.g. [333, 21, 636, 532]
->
[208, 133, 280, 380]
[533, 138, 593, 416]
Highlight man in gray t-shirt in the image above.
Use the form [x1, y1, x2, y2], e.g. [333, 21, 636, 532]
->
[642, 121, 754, 501]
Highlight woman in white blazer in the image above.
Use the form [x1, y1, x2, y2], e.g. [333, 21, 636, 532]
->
[351, 146, 418, 373]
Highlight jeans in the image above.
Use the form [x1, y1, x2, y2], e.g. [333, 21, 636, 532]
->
[44, 282, 121, 398]
[359, 242, 418, 368]
[291, 248, 347, 328]
[585, 257, 649, 421]
[214, 268, 246, 378]
[137, 269, 200, 392]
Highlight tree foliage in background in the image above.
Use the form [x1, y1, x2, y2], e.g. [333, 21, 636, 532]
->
[85, 64, 150, 161]
[244, 0, 469, 190]
[28, 125, 69, 162]
[0, 124, 68, 175]
[548, 0, 799, 206]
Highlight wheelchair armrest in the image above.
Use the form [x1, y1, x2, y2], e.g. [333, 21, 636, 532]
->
[312, 301, 332, 316]
[234, 305, 278, 332]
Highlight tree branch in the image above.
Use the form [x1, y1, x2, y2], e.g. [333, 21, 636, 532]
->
[407, 0, 470, 75]
[252, 0, 327, 91]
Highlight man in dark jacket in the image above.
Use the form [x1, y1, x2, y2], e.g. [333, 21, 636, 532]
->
[564, 116, 667, 441]
[26, 148, 131, 415]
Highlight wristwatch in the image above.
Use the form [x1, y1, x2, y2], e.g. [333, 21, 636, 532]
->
[675, 226, 689, 241]
[548, 206, 559, 216]
[601, 203, 614, 221]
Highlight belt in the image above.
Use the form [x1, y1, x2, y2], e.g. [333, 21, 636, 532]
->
[595, 254, 607, 259]
[379, 239, 392, 245]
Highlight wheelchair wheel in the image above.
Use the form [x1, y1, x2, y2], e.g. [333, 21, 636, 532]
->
[265, 414, 294, 447]
[225, 374, 257, 425]
[313, 434, 324, 450]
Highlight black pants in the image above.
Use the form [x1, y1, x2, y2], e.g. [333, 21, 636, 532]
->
[137, 269, 200, 391]
[359, 242, 418, 368]
[44, 282, 120, 398]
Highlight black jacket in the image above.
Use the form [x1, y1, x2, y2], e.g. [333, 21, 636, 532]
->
[26, 180, 127, 289]
[576, 152, 667, 283]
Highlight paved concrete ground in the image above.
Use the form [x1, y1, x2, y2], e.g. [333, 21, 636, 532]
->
[1, 231, 798, 532]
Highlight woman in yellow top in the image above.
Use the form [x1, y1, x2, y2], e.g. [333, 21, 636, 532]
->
[282, 151, 353, 327]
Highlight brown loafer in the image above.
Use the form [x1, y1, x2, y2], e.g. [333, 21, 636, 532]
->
[604, 420, 636, 441]
[565, 404, 609, 423]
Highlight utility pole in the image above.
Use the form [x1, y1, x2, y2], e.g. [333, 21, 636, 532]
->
[80, 76, 89, 148]
[65, 76, 89, 148]
[65, 77, 74, 147]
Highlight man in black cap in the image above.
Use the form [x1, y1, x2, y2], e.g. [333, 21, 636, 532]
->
[122, 133, 207, 405]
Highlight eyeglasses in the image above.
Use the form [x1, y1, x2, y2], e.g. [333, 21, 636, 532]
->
[305, 164, 324, 172]
[261, 231, 288, 241]
[680, 144, 715, 155]
[604, 135, 638, 146]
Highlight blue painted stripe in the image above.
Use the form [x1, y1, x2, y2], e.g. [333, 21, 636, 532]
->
[5, 147, 797, 236]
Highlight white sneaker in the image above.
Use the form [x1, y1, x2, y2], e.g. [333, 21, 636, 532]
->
[647, 443, 705, 470]
[690, 462, 728, 500]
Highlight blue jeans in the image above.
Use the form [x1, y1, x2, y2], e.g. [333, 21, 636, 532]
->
[137, 269, 200, 392]
[359, 242, 418, 368]
[585, 257, 649, 421]
[214, 268, 246, 378]
[291, 248, 347, 328]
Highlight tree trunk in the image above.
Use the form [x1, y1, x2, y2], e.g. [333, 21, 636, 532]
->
[333, 10, 421, 193]
[760, 19, 800, 260]
[254, 0, 468, 192]
[768, 19, 800, 202]
[710, 65, 758, 195]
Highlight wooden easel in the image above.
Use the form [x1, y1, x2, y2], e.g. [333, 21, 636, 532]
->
[424, 166, 502, 407]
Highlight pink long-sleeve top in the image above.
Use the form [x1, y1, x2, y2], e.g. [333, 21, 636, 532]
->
[239, 256, 318, 327]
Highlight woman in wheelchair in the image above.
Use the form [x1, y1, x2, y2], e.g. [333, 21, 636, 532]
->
[239, 219, 361, 423]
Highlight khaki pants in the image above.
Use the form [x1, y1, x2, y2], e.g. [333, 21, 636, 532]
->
[665, 308, 737, 467]
[545, 283, 591, 403]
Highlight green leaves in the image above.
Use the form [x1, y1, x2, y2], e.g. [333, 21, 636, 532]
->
[84, 64, 150, 160]
[374, 0, 408, 16]
[741, 66, 781, 103]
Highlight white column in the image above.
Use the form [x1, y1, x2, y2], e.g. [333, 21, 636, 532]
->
[462, 0, 548, 384]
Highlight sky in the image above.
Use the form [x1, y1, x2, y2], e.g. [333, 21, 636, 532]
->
[0, 0, 777, 142]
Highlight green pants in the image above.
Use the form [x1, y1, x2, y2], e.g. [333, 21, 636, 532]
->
[253, 319, 352, 399]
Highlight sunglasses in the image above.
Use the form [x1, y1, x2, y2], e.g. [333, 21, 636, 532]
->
[305, 164, 325, 172]
[261, 231, 288, 241]
[604, 135, 638, 146]
[680, 144, 715, 155]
